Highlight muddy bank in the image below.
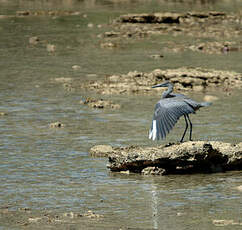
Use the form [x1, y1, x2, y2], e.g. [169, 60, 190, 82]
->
[77, 67, 242, 95]
[100, 11, 242, 54]
[89, 141, 242, 175]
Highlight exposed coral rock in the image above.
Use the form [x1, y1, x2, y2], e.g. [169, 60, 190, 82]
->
[80, 98, 120, 109]
[101, 11, 242, 50]
[78, 68, 242, 95]
[89, 145, 114, 157]
[118, 13, 182, 24]
[96, 141, 242, 175]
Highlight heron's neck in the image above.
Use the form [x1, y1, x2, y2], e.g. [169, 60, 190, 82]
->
[162, 84, 173, 98]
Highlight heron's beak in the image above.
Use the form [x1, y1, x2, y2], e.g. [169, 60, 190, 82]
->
[152, 83, 166, 88]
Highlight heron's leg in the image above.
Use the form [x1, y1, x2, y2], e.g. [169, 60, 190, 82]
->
[180, 115, 188, 143]
[187, 115, 193, 141]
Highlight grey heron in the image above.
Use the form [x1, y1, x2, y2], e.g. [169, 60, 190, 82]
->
[149, 82, 211, 142]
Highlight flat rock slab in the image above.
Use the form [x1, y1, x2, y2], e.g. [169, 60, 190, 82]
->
[90, 141, 242, 175]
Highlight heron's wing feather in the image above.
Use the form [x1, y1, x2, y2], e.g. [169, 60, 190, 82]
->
[149, 98, 195, 140]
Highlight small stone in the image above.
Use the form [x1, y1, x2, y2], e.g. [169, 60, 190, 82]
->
[72, 65, 81, 70]
[63, 212, 74, 218]
[46, 44, 56, 52]
[212, 219, 242, 226]
[49, 122, 64, 128]
[236, 185, 242, 192]
[203, 95, 219, 102]
[87, 23, 94, 28]
[100, 42, 116, 48]
[29, 36, 39, 45]
[150, 54, 164, 59]
[28, 217, 42, 223]
[0, 112, 7, 116]
[54, 77, 72, 83]
[16, 11, 30, 16]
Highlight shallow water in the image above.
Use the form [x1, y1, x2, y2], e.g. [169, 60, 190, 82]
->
[0, 0, 242, 229]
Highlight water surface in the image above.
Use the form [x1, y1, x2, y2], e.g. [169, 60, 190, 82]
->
[0, 0, 241, 229]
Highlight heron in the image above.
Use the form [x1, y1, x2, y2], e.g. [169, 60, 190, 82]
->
[149, 82, 211, 142]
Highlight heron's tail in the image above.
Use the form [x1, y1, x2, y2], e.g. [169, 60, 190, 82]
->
[149, 120, 157, 141]
[200, 102, 212, 107]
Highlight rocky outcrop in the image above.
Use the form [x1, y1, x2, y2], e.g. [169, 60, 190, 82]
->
[108, 11, 241, 40]
[80, 98, 120, 109]
[89, 141, 242, 175]
[100, 11, 241, 54]
[79, 67, 242, 95]
[118, 13, 182, 24]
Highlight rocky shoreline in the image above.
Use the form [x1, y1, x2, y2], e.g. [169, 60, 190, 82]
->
[90, 141, 242, 175]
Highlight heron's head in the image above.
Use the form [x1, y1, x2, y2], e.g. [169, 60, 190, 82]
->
[152, 81, 172, 88]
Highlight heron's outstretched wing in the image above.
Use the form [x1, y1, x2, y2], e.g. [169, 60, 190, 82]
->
[149, 98, 195, 140]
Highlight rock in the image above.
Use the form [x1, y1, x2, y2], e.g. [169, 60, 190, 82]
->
[16, 11, 30, 16]
[236, 185, 242, 192]
[203, 95, 219, 102]
[80, 98, 121, 109]
[100, 42, 117, 48]
[54, 77, 72, 83]
[89, 145, 113, 157]
[78, 67, 242, 95]
[28, 217, 42, 223]
[46, 44, 56, 52]
[141, 167, 166, 175]
[213, 219, 242, 226]
[0, 112, 7, 116]
[49, 122, 64, 128]
[149, 54, 164, 59]
[101, 11, 241, 49]
[72, 65, 81, 70]
[87, 23, 94, 28]
[118, 13, 182, 24]
[83, 210, 103, 219]
[105, 141, 242, 175]
[188, 41, 241, 54]
[29, 36, 39, 45]
[63, 212, 75, 218]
